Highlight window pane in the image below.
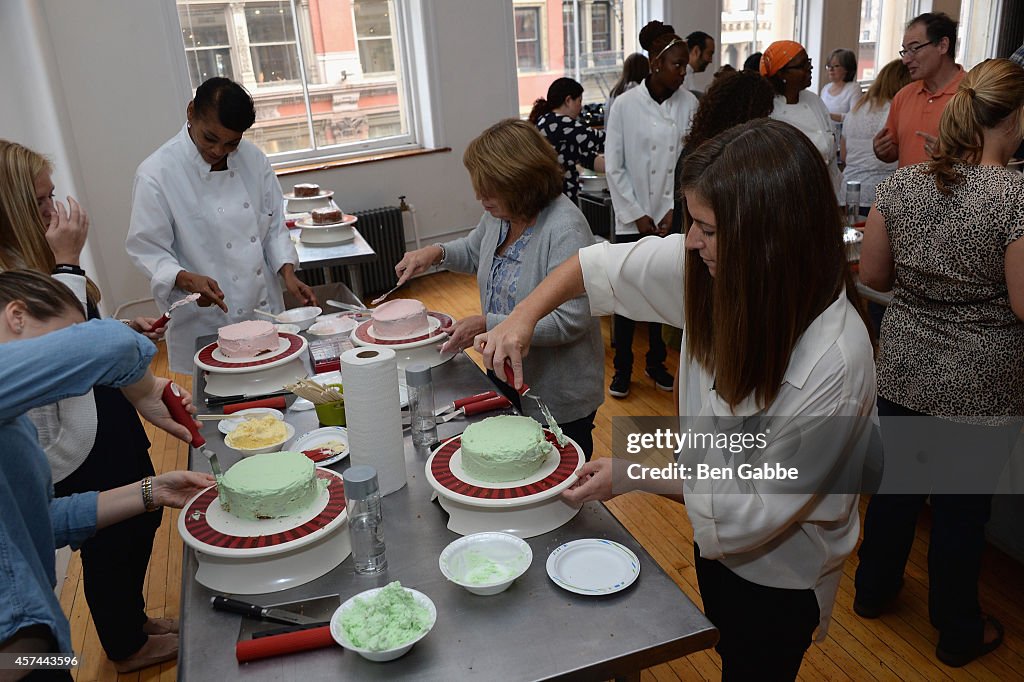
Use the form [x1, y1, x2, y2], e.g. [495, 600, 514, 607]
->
[245, 2, 296, 43]
[855, 0, 912, 81]
[513, 1, 631, 116]
[177, 0, 412, 159]
[720, 0, 800, 71]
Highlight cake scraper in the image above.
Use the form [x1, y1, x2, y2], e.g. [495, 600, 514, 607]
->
[503, 360, 567, 447]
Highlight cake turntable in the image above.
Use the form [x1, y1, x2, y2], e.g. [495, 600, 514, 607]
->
[424, 430, 584, 538]
[352, 311, 456, 371]
[178, 469, 351, 594]
[196, 332, 310, 397]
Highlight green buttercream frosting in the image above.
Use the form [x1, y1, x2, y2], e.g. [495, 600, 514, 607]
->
[461, 415, 552, 482]
[341, 582, 431, 650]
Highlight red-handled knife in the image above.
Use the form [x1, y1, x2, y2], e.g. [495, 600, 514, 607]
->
[235, 625, 334, 662]
[434, 391, 498, 416]
[160, 382, 223, 476]
[435, 395, 512, 423]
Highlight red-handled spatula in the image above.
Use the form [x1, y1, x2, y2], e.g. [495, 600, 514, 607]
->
[503, 360, 567, 446]
[149, 293, 201, 333]
[161, 382, 223, 477]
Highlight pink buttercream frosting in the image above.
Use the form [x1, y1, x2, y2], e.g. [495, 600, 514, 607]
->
[218, 320, 279, 358]
[371, 299, 429, 338]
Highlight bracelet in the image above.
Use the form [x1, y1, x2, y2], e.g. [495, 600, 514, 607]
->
[433, 243, 447, 266]
[141, 476, 159, 512]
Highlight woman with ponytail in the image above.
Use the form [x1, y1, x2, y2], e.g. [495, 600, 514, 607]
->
[857, 58, 1024, 668]
[529, 77, 605, 203]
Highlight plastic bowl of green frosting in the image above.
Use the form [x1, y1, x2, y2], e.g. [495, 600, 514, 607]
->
[330, 582, 436, 662]
[439, 532, 533, 596]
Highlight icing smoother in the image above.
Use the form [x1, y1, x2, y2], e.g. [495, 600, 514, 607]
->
[370, 298, 429, 338]
[217, 451, 323, 520]
[217, 320, 278, 358]
[460, 415, 552, 482]
[340, 582, 431, 651]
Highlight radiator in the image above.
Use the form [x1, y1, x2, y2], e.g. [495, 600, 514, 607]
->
[577, 192, 613, 239]
[297, 206, 405, 295]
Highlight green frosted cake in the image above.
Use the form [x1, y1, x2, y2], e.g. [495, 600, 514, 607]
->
[217, 451, 324, 520]
[460, 415, 552, 482]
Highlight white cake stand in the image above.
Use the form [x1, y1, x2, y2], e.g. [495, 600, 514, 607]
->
[424, 431, 584, 539]
[351, 311, 456, 371]
[178, 469, 351, 594]
[195, 332, 310, 397]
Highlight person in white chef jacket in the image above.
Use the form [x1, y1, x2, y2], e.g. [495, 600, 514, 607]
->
[604, 20, 698, 399]
[127, 77, 315, 373]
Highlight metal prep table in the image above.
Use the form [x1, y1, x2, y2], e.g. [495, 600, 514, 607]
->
[179, 343, 717, 681]
[293, 227, 377, 300]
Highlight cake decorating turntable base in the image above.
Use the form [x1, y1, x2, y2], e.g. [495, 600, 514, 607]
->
[178, 469, 350, 594]
[352, 311, 457, 371]
[425, 430, 583, 538]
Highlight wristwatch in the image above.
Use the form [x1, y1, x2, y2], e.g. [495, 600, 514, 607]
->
[53, 263, 85, 276]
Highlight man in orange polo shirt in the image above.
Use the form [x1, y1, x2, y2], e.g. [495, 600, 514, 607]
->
[873, 12, 965, 167]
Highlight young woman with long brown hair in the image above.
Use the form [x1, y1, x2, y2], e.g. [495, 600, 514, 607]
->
[475, 118, 876, 680]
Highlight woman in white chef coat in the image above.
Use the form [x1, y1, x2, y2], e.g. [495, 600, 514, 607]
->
[604, 20, 699, 399]
[127, 77, 315, 373]
[761, 41, 843, 194]
[475, 119, 876, 681]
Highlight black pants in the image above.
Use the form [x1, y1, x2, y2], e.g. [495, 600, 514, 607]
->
[694, 545, 819, 681]
[487, 370, 596, 461]
[611, 233, 667, 376]
[53, 387, 161, 661]
[855, 398, 992, 655]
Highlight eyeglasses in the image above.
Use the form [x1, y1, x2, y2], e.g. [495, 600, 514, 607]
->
[825, 64, 843, 70]
[899, 40, 937, 58]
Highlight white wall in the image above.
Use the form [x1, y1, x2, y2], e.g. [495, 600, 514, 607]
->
[667, 0, 722, 93]
[1, 0, 518, 313]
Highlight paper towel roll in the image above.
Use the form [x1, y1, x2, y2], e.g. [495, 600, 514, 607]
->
[340, 347, 408, 495]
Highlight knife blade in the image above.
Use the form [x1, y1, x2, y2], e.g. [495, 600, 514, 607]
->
[211, 596, 320, 626]
[205, 390, 291, 407]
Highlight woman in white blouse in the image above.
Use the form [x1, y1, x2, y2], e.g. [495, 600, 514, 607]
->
[126, 77, 315, 373]
[604, 20, 699, 398]
[475, 119, 876, 681]
[761, 41, 843, 193]
[820, 48, 861, 122]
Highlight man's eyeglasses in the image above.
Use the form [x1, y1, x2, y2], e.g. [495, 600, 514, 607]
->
[899, 40, 937, 58]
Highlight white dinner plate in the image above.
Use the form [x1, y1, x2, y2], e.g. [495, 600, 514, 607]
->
[217, 408, 285, 434]
[545, 539, 640, 595]
[283, 190, 335, 201]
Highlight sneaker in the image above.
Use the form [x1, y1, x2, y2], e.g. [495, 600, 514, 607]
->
[645, 366, 674, 392]
[609, 373, 631, 398]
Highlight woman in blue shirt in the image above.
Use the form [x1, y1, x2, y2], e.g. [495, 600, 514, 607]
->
[0, 270, 213, 675]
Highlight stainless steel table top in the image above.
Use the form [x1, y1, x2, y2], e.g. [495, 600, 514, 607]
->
[179, 344, 717, 680]
[293, 226, 377, 272]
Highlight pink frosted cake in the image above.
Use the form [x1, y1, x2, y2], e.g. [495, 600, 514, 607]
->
[218, 320, 279, 358]
[371, 299, 429, 338]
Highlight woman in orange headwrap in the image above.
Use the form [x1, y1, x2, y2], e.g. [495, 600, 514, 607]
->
[762, 40, 842, 193]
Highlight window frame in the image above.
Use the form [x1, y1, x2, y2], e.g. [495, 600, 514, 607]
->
[176, 0, 426, 169]
[514, 5, 545, 72]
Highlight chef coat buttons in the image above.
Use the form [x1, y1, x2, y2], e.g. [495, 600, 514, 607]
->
[651, 169, 657, 175]
[232, 275, 239, 282]
[236, 309, 243, 315]
[256, 268, 263, 276]
[229, 171, 235, 178]
[243, 202, 250, 209]
[218, 207, 224, 213]
[652, 145, 657, 151]
[250, 236, 257, 243]
[260, 300, 267, 307]
[226, 242, 232, 249]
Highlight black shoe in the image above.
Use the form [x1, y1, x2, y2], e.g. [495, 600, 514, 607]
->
[936, 615, 1004, 668]
[853, 578, 904, 619]
[609, 373, 630, 398]
[645, 366, 673, 392]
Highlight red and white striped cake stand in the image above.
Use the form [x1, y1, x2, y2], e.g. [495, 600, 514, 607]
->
[425, 430, 584, 538]
[178, 468, 350, 594]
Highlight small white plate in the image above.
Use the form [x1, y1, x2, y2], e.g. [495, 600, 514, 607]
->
[546, 539, 640, 595]
[217, 408, 285, 434]
[292, 426, 350, 467]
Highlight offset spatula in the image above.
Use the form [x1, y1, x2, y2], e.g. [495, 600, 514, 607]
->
[503, 360, 567, 446]
[161, 382, 223, 477]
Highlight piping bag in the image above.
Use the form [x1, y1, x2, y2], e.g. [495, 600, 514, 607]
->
[503, 360, 567, 446]
[161, 382, 222, 477]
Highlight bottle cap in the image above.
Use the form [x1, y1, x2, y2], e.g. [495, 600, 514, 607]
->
[405, 363, 432, 388]
[343, 465, 379, 498]
[845, 181, 861, 191]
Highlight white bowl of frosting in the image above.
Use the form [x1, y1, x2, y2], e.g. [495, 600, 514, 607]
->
[275, 306, 322, 331]
[439, 532, 533, 596]
[330, 582, 436, 662]
[223, 415, 295, 455]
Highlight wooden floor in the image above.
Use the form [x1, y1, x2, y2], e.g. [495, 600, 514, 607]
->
[62, 270, 1024, 681]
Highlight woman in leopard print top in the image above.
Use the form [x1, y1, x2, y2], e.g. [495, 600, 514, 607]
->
[855, 59, 1024, 668]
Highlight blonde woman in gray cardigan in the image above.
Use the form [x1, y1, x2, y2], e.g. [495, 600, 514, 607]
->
[395, 119, 604, 458]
